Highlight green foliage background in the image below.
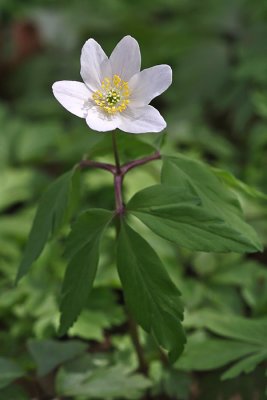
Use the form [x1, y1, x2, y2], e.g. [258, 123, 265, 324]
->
[0, 0, 267, 398]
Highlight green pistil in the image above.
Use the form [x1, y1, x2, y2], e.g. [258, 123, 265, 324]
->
[106, 90, 121, 105]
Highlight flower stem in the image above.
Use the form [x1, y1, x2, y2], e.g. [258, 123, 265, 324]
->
[127, 308, 149, 376]
[78, 145, 161, 216]
[114, 174, 124, 215]
[112, 131, 121, 174]
[79, 141, 161, 378]
[111, 131, 124, 215]
[110, 135, 148, 375]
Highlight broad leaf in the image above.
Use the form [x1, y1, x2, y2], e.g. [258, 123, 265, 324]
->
[117, 221, 186, 362]
[59, 209, 113, 335]
[16, 168, 80, 282]
[27, 339, 87, 376]
[127, 184, 260, 253]
[161, 155, 262, 252]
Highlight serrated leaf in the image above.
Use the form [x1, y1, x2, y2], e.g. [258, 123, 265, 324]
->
[59, 209, 113, 336]
[160, 155, 262, 252]
[222, 351, 267, 380]
[56, 363, 151, 399]
[184, 311, 267, 380]
[127, 184, 260, 253]
[117, 221, 186, 362]
[187, 311, 267, 345]
[16, 168, 80, 283]
[176, 338, 262, 371]
[27, 339, 87, 376]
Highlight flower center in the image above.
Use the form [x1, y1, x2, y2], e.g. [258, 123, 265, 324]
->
[92, 75, 130, 114]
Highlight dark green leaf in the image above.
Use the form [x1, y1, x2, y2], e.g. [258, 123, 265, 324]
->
[0, 358, 24, 389]
[0, 385, 29, 400]
[59, 209, 113, 336]
[27, 339, 87, 376]
[16, 168, 80, 283]
[127, 184, 260, 253]
[117, 221, 186, 362]
[160, 155, 262, 252]
[160, 369, 191, 400]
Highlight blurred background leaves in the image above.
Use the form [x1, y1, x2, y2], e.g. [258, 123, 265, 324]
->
[0, 0, 267, 398]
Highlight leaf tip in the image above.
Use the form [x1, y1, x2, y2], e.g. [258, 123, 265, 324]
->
[57, 321, 67, 338]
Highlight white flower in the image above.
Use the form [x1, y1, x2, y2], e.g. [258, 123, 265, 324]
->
[52, 35, 172, 134]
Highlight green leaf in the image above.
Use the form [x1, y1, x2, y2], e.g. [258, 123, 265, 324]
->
[176, 338, 262, 371]
[69, 288, 125, 341]
[0, 358, 24, 389]
[160, 368, 191, 400]
[56, 363, 151, 399]
[69, 310, 111, 341]
[184, 311, 267, 380]
[0, 168, 48, 212]
[160, 155, 262, 252]
[59, 209, 113, 336]
[127, 184, 260, 253]
[186, 311, 267, 345]
[16, 168, 80, 283]
[212, 167, 267, 201]
[27, 339, 87, 376]
[222, 351, 267, 380]
[0, 385, 29, 400]
[117, 221, 186, 362]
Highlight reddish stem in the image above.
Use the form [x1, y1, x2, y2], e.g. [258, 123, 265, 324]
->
[79, 150, 161, 215]
[79, 159, 116, 174]
[78, 146, 161, 374]
[79, 151, 161, 177]
[121, 151, 161, 174]
[114, 174, 124, 215]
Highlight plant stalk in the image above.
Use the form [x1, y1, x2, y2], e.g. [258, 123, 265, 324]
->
[127, 309, 149, 376]
[110, 133, 149, 375]
[112, 131, 121, 174]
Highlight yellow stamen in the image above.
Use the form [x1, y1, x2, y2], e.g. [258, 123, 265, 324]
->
[92, 74, 130, 114]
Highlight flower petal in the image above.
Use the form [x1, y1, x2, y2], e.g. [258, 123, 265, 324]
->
[86, 107, 119, 132]
[109, 36, 141, 81]
[118, 105, 166, 134]
[129, 65, 172, 106]
[52, 81, 91, 118]
[80, 39, 111, 91]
